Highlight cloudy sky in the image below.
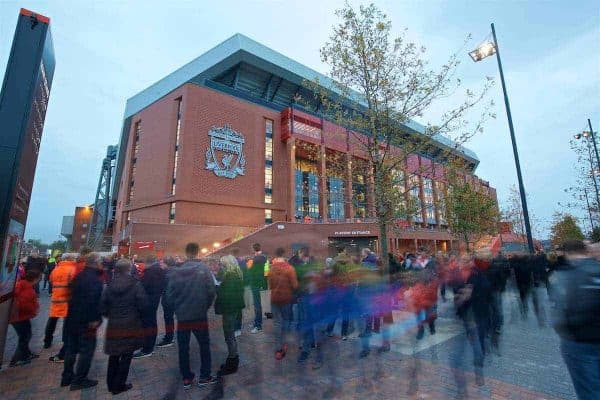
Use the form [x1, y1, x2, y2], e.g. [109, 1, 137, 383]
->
[1, 0, 598, 243]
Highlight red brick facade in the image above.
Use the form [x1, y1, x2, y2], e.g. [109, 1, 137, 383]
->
[113, 83, 496, 257]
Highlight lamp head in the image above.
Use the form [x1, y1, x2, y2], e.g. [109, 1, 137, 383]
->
[469, 41, 496, 62]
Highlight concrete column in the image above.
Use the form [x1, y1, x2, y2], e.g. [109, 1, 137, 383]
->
[366, 163, 376, 218]
[318, 144, 327, 222]
[287, 137, 296, 222]
[345, 154, 354, 219]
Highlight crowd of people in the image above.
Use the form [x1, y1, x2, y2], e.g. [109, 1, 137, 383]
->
[6, 239, 599, 399]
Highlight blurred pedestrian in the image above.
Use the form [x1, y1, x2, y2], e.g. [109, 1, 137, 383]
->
[164, 242, 216, 389]
[247, 243, 267, 333]
[45, 253, 77, 361]
[214, 255, 245, 375]
[101, 259, 148, 395]
[268, 248, 298, 360]
[44, 255, 56, 293]
[156, 256, 176, 348]
[9, 265, 42, 367]
[61, 253, 104, 391]
[133, 255, 166, 358]
[550, 240, 600, 400]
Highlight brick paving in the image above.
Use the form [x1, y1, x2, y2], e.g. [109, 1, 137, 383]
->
[0, 287, 576, 400]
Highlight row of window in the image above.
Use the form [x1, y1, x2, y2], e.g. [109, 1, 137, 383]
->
[264, 119, 273, 204]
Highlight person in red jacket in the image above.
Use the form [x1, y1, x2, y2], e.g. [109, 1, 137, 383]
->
[268, 247, 298, 360]
[9, 267, 42, 367]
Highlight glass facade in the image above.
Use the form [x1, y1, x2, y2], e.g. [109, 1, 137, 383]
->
[436, 181, 446, 225]
[295, 158, 319, 218]
[265, 119, 273, 203]
[169, 202, 176, 224]
[352, 173, 367, 218]
[265, 209, 272, 224]
[327, 177, 345, 219]
[423, 177, 436, 224]
[409, 174, 423, 223]
[128, 121, 141, 204]
[171, 99, 182, 195]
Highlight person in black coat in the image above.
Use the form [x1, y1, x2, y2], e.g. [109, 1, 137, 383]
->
[101, 258, 148, 395]
[134, 255, 167, 358]
[61, 253, 104, 391]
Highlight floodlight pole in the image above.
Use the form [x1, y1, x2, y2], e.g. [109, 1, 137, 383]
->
[491, 23, 535, 253]
[588, 118, 600, 173]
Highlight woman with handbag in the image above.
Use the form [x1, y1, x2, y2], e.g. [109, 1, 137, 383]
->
[100, 258, 148, 395]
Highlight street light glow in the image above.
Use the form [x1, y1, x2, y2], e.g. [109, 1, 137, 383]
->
[201, 248, 208, 254]
[213, 242, 220, 248]
[469, 41, 496, 62]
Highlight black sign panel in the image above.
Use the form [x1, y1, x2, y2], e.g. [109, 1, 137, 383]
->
[0, 8, 55, 363]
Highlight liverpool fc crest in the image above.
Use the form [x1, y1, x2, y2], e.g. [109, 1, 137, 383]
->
[205, 125, 246, 179]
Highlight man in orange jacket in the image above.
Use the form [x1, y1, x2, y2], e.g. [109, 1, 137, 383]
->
[44, 253, 77, 362]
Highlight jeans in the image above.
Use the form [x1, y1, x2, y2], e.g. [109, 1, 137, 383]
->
[107, 353, 133, 392]
[11, 320, 32, 362]
[560, 338, 600, 400]
[62, 329, 97, 384]
[222, 313, 238, 358]
[297, 296, 314, 350]
[272, 303, 293, 349]
[251, 286, 262, 329]
[176, 319, 211, 380]
[44, 317, 67, 357]
[161, 296, 175, 342]
[234, 309, 242, 331]
[142, 299, 160, 352]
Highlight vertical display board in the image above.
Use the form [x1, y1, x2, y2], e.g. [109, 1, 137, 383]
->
[0, 8, 55, 365]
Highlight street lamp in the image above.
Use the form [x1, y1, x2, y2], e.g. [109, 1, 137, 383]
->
[469, 23, 535, 254]
[574, 119, 600, 172]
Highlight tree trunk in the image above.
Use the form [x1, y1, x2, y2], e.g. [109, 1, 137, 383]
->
[379, 219, 389, 274]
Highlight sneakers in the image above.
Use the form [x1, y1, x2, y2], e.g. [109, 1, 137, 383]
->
[197, 376, 217, 388]
[182, 375, 195, 390]
[218, 356, 239, 376]
[156, 338, 174, 348]
[133, 350, 154, 358]
[359, 349, 370, 358]
[378, 344, 391, 353]
[111, 383, 133, 395]
[326, 331, 334, 338]
[70, 378, 98, 391]
[297, 351, 309, 363]
[234, 330, 242, 338]
[49, 355, 64, 363]
[60, 379, 71, 387]
[275, 349, 286, 360]
[342, 335, 348, 341]
[9, 359, 30, 367]
[250, 327, 262, 334]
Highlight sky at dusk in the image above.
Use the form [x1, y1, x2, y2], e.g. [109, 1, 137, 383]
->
[0, 0, 598, 243]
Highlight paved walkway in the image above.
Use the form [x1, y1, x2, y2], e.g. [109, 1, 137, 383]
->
[0, 287, 576, 400]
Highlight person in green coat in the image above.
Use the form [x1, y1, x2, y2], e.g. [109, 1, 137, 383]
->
[214, 255, 245, 375]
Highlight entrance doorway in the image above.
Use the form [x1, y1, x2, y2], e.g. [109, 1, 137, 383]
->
[328, 236, 379, 257]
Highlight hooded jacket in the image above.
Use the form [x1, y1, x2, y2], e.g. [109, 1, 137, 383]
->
[101, 274, 148, 355]
[65, 266, 103, 334]
[268, 258, 298, 305]
[551, 257, 600, 343]
[141, 262, 167, 305]
[164, 259, 215, 322]
[10, 279, 39, 323]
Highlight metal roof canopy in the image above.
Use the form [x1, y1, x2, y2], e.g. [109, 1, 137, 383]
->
[122, 33, 478, 164]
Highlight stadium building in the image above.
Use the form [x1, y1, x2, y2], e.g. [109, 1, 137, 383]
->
[106, 34, 496, 258]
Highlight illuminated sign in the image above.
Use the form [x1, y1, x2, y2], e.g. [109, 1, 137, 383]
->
[205, 125, 246, 179]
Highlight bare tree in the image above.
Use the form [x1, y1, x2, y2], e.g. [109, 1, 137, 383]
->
[302, 3, 494, 266]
